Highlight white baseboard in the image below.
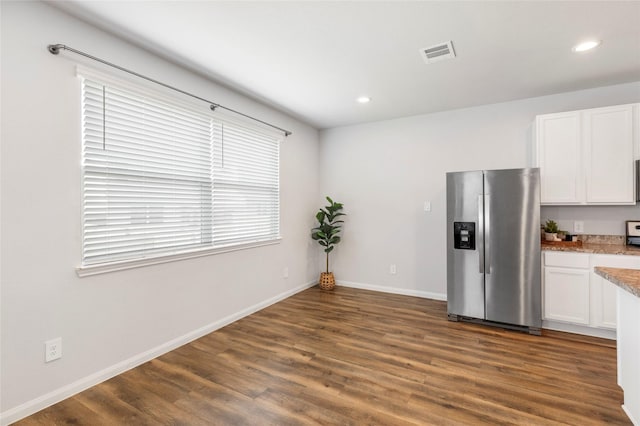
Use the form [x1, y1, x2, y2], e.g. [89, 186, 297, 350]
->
[542, 320, 616, 340]
[622, 404, 638, 426]
[337, 280, 447, 301]
[0, 280, 317, 426]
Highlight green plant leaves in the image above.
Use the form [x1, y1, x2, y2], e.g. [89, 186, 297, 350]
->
[311, 196, 346, 271]
[544, 219, 558, 233]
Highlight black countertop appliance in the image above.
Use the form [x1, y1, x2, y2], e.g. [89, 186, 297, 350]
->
[627, 220, 640, 247]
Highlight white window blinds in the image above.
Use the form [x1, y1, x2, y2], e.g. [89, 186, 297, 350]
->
[212, 122, 280, 246]
[80, 72, 280, 267]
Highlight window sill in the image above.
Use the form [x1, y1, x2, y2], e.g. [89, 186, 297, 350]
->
[76, 238, 282, 277]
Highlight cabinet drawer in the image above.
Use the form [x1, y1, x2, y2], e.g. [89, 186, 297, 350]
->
[544, 251, 590, 268]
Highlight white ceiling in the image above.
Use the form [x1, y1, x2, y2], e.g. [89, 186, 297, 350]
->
[49, 1, 640, 130]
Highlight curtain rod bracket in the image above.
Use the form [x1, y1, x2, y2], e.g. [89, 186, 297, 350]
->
[48, 44, 65, 55]
[47, 43, 293, 137]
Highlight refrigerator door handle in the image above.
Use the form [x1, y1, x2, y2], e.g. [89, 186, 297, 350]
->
[485, 194, 491, 274]
[478, 195, 484, 274]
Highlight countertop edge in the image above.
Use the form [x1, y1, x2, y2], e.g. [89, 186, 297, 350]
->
[594, 267, 640, 298]
[542, 243, 640, 256]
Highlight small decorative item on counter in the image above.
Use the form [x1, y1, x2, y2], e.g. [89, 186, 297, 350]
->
[544, 219, 559, 242]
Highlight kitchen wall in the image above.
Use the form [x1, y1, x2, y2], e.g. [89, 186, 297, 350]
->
[320, 81, 640, 299]
[0, 1, 321, 422]
[541, 205, 640, 236]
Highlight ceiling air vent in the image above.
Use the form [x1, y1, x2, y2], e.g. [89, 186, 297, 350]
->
[420, 41, 456, 64]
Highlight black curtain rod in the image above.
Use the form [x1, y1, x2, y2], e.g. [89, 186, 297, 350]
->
[48, 43, 292, 137]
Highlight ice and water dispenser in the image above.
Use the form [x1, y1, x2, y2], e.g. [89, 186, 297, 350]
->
[453, 222, 475, 250]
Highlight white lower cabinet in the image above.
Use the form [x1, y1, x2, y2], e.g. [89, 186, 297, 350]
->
[542, 251, 640, 338]
[590, 254, 640, 330]
[544, 266, 590, 324]
[543, 252, 590, 325]
[617, 287, 640, 423]
[590, 275, 617, 329]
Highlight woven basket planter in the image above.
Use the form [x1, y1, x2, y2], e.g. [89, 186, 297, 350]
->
[319, 272, 336, 291]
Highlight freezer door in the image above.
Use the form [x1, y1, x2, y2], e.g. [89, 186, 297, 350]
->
[484, 168, 541, 327]
[446, 170, 485, 319]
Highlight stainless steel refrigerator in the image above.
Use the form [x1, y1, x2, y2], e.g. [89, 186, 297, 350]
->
[446, 168, 541, 334]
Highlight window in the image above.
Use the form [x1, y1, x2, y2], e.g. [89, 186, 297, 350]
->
[212, 122, 280, 247]
[80, 70, 280, 271]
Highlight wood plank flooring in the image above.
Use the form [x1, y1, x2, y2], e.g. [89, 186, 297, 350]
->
[16, 286, 630, 425]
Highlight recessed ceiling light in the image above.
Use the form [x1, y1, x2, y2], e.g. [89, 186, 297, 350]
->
[572, 40, 601, 52]
[356, 96, 371, 104]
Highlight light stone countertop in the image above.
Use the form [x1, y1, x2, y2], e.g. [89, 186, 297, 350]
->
[541, 234, 640, 256]
[594, 267, 640, 298]
[542, 242, 640, 256]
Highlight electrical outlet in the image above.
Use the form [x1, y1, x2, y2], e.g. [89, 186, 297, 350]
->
[45, 338, 62, 363]
[283, 267, 289, 279]
[390, 264, 397, 275]
[574, 221, 584, 233]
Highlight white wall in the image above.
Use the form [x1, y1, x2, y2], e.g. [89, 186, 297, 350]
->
[0, 1, 320, 422]
[2, 1, 640, 423]
[320, 82, 640, 298]
[541, 205, 640, 236]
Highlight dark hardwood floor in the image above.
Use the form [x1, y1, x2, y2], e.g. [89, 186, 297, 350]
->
[17, 286, 630, 425]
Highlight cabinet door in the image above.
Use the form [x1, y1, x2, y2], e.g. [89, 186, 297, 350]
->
[536, 112, 583, 204]
[590, 254, 640, 329]
[590, 274, 617, 329]
[543, 266, 590, 324]
[584, 105, 635, 204]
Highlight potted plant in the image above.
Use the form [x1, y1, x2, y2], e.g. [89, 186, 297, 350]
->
[311, 196, 345, 290]
[544, 219, 559, 241]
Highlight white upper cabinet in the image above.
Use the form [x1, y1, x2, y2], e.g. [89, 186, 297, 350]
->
[534, 103, 638, 205]
[584, 105, 635, 203]
[536, 112, 582, 203]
